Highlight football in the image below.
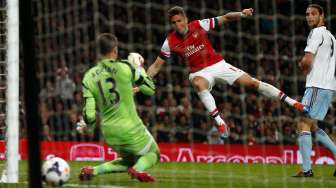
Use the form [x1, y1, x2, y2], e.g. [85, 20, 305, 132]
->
[42, 157, 70, 186]
[128, 52, 144, 67]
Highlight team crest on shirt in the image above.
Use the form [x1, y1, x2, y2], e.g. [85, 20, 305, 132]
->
[192, 32, 198, 38]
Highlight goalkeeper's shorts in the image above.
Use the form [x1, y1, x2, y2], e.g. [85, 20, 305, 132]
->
[106, 127, 159, 158]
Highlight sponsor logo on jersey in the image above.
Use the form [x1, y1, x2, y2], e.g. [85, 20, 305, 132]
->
[185, 44, 205, 57]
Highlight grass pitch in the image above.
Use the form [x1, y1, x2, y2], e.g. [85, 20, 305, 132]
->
[0, 161, 335, 188]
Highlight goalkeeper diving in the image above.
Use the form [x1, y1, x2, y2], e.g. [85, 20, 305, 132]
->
[77, 33, 159, 182]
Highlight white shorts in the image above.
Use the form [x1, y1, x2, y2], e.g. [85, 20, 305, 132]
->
[189, 60, 245, 91]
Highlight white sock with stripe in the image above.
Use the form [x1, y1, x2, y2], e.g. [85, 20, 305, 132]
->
[197, 90, 224, 125]
[258, 81, 297, 106]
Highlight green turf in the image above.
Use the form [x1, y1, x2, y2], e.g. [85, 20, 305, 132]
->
[0, 161, 335, 188]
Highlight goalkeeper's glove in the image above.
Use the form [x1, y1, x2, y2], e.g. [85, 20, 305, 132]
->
[76, 118, 87, 135]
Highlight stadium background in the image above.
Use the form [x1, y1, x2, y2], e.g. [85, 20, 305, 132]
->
[0, 0, 336, 187]
[19, 0, 335, 146]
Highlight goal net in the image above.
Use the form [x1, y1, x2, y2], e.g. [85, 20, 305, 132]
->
[2, 0, 336, 187]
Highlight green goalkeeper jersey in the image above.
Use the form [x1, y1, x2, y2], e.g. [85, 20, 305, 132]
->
[82, 58, 155, 145]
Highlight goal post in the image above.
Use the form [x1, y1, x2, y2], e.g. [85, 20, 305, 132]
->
[0, 0, 19, 183]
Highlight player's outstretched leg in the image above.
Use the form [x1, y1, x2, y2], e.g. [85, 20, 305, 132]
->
[257, 81, 308, 113]
[235, 74, 308, 113]
[79, 158, 130, 181]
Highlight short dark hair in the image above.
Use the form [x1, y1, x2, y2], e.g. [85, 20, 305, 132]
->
[308, 4, 324, 15]
[168, 6, 186, 19]
[97, 33, 118, 55]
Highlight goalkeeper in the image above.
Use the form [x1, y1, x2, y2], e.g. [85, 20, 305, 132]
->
[77, 33, 159, 182]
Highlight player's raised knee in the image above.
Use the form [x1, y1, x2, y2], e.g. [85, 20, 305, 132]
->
[296, 117, 315, 131]
[191, 76, 209, 91]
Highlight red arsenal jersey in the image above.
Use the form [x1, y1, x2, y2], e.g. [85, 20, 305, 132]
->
[160, 18, 223, 72]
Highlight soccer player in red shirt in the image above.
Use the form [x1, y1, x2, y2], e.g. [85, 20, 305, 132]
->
[147, 6, 307, 139]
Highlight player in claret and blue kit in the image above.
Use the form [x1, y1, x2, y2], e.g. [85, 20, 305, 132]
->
[293, 4, 336, 178]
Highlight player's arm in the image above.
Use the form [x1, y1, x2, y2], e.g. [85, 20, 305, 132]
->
[77, 97, 96, 132]
[82, 96, 96, 126]
[147, 56, 165, 78]
[77, 79, 97, 134]
[299, 29, 322, 75]
[217, 8, 253, 25]
[147, 38, 169, 78]
[299, 52, 314, 75]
